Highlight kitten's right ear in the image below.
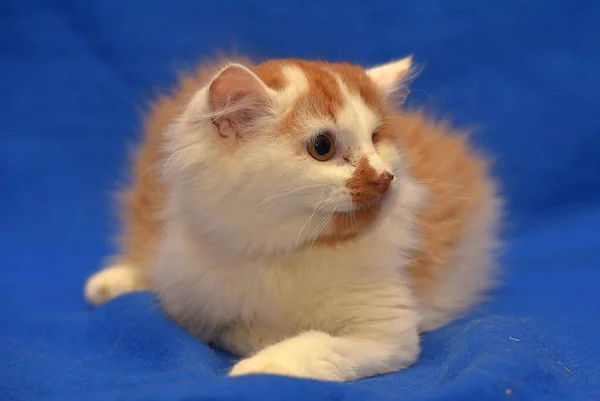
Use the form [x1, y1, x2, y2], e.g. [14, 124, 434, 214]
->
[207, 64, 274, 139]
[366, 56, 415, 97]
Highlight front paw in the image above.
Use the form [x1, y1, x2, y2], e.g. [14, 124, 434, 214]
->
[229, 352, 342, 381]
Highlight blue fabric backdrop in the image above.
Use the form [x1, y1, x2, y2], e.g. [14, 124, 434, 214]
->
[1, 1, 599, 400]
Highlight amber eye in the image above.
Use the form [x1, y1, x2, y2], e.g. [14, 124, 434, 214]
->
[307, 131, 335, 161]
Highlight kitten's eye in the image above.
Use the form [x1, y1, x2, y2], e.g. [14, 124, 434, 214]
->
[307, 131, 335, 161]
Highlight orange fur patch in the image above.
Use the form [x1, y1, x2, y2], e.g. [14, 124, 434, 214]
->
[393, 112, 493, 297]
[317, 207, 381, 246]
[346, 156, 392, 206]
[253, 59, 383, 139]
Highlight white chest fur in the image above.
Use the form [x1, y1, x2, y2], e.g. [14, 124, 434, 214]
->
[152, 191, 423, 349]
[156, 221, 408, 333]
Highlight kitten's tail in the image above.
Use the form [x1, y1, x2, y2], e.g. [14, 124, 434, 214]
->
[84, 261, 148, 306]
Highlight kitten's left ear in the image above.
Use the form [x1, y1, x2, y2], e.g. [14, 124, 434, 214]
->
[207, 63, 275, 139]
[366, 56, 415, 96]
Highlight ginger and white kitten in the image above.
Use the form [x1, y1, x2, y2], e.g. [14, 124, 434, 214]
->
[85, 56, 501, 381]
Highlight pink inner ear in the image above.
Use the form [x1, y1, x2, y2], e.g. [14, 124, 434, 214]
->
[208, 65, 266, 112]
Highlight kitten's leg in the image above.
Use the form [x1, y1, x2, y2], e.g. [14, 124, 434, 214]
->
[228, 318, 420, 381]
[84, 263, 148, 306]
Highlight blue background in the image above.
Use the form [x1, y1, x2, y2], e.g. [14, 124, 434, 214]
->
[1, 0, 599, 400]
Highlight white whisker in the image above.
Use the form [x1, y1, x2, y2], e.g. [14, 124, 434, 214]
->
[310, 205, 338, 247]
[307, 196, 338, 209]
[417, 179, 463, 189]
[295, 193, 332, 248]
[261, 184, 331, 203]
[397, 143, 435, 174]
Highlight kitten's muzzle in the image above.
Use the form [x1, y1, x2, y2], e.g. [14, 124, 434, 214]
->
[349, 171, 395, 208]
[370, 171, 394, 195]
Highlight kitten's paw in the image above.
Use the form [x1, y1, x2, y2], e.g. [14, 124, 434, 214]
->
[230, 355, 301, 378]
[84, 264, 146, 306]
[229, 351, 342, 381]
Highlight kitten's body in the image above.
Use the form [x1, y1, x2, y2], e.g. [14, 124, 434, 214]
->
[85, 57, 501, 381]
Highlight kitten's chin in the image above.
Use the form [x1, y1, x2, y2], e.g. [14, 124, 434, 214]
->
[320, 193, 396, 241]
[311, 205, 382, 245]
[313, 186, 395, 215]
[344, 190, 393, 214]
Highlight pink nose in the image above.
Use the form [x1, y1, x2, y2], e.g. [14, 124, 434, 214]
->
[371, 171, 395, 194]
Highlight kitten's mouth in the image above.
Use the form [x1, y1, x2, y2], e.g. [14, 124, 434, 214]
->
[309, 193, 390, 245]
[314, 185, 393, 215]
[351, 188, 393, 212]
[354, 198, 386, 211]
[323, 205, 382, 241]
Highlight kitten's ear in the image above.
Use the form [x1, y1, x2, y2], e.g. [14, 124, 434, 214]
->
[366, 56, 415, 97]
[207, 63, 274, 138]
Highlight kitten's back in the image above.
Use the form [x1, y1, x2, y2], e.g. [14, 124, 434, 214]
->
[395, 113, 501, 330]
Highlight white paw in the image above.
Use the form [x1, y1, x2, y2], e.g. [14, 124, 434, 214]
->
[229, 350, 342, 381]
[84, 265, 146, 306]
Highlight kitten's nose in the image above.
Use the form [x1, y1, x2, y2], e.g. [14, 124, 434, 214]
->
[371, 171, 395, 194]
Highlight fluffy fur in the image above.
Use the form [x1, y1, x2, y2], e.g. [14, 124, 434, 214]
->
[84, 56, 501, 381]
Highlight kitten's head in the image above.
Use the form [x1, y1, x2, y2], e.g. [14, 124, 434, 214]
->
[166, 57, 420, 254]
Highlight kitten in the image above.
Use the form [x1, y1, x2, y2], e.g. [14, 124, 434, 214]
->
[84, 56, 501, 381]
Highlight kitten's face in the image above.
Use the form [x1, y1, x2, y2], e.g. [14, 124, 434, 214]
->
[168, 57, 415, 253]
